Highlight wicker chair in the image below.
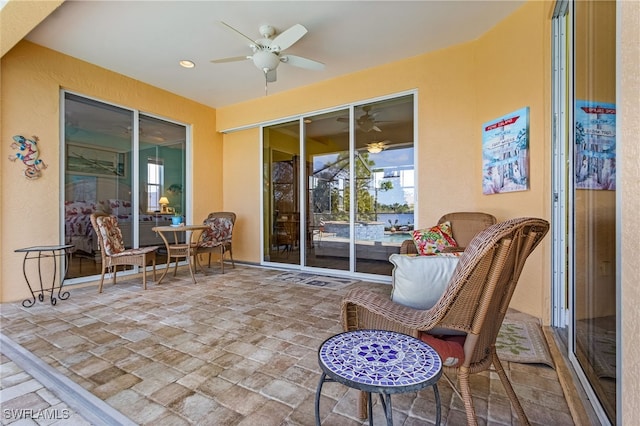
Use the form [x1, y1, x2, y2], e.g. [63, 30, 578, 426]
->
[400, 211, 497, 254]
[195, 212, 236, 273]
[342, 217, 550, 425]
[90, 212, 159, 293]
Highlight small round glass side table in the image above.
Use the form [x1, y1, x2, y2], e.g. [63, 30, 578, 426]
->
[315, 329, 442, 426]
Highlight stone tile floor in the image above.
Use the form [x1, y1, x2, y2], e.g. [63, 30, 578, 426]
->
[0, 353, 89, 425]
[0, 264, 575, 425]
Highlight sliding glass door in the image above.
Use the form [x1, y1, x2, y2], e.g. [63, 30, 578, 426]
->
[63, 93, 187, 281]
[304, 109, 351, 271]
[353, 98, 414, 275]
[262, 93, 415, 277]
[552, 1, 616, 423]
[263, 119, 302, 265]
[572, 0, 617, 422]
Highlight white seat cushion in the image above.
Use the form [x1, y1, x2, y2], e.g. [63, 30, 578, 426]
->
[389, 253, 460, 310]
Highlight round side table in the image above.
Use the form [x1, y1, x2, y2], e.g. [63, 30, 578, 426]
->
[315, 329, 442, 426]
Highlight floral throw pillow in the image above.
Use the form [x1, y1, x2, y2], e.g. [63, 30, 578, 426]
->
[412, 221, 458, 255]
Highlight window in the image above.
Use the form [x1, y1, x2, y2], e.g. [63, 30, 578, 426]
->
[262, 93, 415, 276]
[63, 92, 187, 282]
[147, 158, 164, 212]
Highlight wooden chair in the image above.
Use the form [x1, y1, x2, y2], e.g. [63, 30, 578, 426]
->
[341, 217, 550, 425]
[400, 211, 497, 254]
[196, 212, 235, 273]
[90, 212, 159, 293]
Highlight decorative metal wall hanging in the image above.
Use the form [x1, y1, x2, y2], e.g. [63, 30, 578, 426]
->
[8, 135, 47, 179]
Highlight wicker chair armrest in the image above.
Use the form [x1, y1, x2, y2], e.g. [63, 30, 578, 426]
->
[399, 239, 417, 255]
[341, 287, 443, 337]
[442, 246, 465, 253]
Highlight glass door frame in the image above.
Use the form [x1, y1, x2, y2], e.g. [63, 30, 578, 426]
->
[260, 90, 417, 281]
[60, 90, 191, 285]
[551, 2, 617, 423]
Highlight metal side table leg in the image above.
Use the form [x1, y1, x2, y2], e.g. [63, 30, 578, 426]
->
[314, 372, 326, 426]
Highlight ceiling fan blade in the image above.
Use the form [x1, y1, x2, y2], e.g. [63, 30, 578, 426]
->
[211, 56, 251, 64]
[372, 125, 382, 132]
[218, 21, 258, 46]
[270, 24, 307, 51]
[266, 69, 277, 83]
[281, 54, 325, 71]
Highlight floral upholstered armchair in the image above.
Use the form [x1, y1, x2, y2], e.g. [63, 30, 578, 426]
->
[196, 212, 236, 273]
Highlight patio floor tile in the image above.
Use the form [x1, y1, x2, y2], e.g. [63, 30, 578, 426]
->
[0, 264, 576, 425]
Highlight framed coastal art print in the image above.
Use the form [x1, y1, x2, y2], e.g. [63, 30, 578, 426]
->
[574, 101, 616, 190]
[66, 143, 127, 178]
[482, 107, 530, 195]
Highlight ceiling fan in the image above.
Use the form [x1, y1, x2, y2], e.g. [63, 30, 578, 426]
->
[116, 125, 166, 142]
[366, 140, 390, 154]
[338, 106, 390, 133]
[211, 22, 325, 84]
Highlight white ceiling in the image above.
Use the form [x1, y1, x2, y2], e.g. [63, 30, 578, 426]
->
[26, 1, 525, 109]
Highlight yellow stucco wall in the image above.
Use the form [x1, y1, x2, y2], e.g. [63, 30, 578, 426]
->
[221, 128, 261, 262]
[619, 0, 640, 422]
[1, 41, 221, 303]
[2, 0, 639, 421]
[0, 0, 64, 57]
[474, 2, 552, 320]
[218, 1, 552, 319]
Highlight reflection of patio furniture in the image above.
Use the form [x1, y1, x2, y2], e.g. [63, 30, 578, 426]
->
[400, 212, 497, 254]
[341, 217, 550, 425]
[274, 212, 299, 254]
[309, 219, 324, 248]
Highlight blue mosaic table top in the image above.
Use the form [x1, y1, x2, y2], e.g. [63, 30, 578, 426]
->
[318, 329, 442, 393]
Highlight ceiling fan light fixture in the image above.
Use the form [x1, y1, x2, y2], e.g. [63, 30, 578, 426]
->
[179, 60, 195, 68]
[212, 22, 323, 88]
[252, 50, 280, 72]
[367, 142, 385, 154]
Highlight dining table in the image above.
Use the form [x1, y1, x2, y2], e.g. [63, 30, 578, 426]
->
[152, 224, 209, 284]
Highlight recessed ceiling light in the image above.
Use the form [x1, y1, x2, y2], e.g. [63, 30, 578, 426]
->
[179, 60, 195, 69]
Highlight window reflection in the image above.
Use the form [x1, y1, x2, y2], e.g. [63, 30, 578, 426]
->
[64, 94, 186, 281]
[263, 94, 415, 276]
